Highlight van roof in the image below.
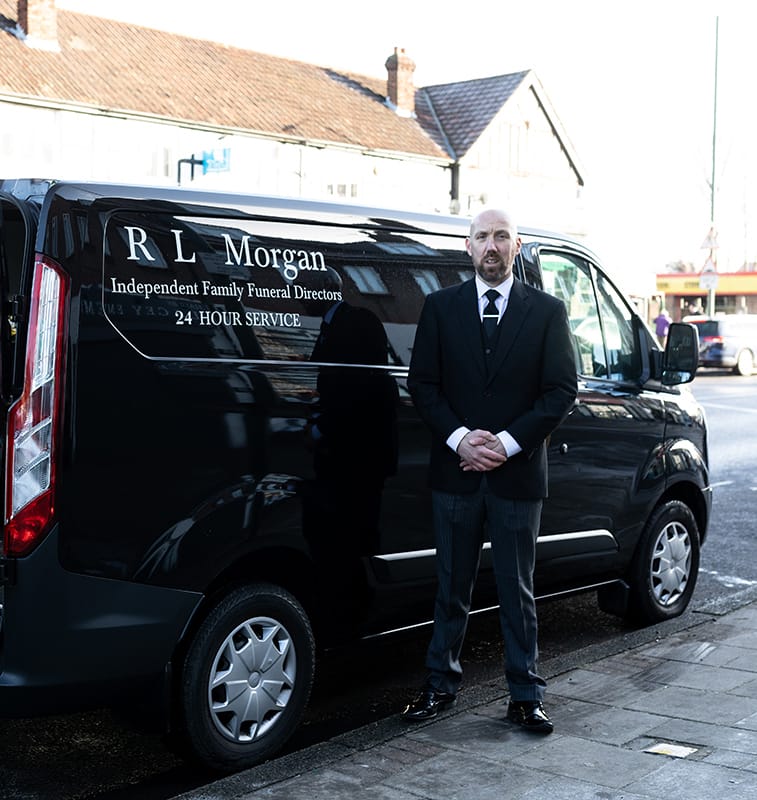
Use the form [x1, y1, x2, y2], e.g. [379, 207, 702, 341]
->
[3, 177, 592, 251]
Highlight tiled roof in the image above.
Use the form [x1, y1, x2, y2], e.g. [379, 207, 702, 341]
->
[0, 3, 553, 170]
[0, 1, 448, 160]
[418, 72, 530, 159]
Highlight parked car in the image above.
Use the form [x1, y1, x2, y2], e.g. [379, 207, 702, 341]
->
[684, 314, 757, 375]
[0, 179, 710, 771]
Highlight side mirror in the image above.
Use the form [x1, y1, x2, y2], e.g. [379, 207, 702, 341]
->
[662, 322, 699, 385]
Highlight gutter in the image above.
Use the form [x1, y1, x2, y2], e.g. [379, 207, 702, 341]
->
[0, 92, 452, 167]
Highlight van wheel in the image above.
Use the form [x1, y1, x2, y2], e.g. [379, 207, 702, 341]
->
[179, 584, 315, 772]
[734, 349, 754, 376]
[626, 500, 700, 625]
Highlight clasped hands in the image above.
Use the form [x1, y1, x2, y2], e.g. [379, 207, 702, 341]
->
[457, 429, 507, 472]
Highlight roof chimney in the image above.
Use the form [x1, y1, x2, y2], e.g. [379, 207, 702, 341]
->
[385, 47, 416, 118]
[17, 0, 59, 50]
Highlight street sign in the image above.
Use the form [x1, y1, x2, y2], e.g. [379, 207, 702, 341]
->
[202, 148, 231, 174]
[700, 227, 719, 250]
[699, 253, 718, 290]
[699, 271, 718, 290]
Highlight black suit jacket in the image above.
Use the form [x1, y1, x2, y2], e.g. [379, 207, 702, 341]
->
[408, 278, 577, 499]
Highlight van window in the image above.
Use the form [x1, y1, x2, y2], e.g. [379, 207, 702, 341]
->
[101, 213, 470, 366]
[539, 252, 603, 377]
[594, 270, 641, 382]
[0, 199, 27, 296]
[539, 251, 640, 382]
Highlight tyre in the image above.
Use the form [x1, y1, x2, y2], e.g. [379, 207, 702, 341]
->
[626, 500, 700, 625]
[179, 584, 315, 772]
[734, 349, 754, 376]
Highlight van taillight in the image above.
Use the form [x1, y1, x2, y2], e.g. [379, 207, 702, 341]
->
[4, 257, 68, 557]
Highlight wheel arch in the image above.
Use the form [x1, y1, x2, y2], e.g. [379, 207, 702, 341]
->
[658, 478, 710, 546]
[626, 478, 708, 581]
[173, 545, 318, 660]
[601, 482, 708, 623]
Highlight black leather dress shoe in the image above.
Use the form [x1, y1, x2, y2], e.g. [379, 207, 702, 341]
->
[401, 687, 456, 721]
[506, 700, 554, 734]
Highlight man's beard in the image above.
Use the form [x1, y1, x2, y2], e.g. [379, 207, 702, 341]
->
[477, 255, 510, 282]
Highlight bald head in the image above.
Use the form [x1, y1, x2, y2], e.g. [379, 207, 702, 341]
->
[466, 208, 521, 287]
[469, 208, 518, 237]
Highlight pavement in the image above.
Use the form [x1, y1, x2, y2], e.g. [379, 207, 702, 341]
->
[174, 590, 757, 800]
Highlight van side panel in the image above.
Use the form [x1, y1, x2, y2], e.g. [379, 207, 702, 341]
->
[0, 528, 201, 715]
[43, 193, 475, 636]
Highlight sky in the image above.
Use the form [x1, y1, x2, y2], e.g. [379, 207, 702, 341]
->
[55, 0, 757, 283]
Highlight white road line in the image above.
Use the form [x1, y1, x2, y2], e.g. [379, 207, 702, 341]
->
[703, 402, 757, 414]
[700, 569, 757, 589]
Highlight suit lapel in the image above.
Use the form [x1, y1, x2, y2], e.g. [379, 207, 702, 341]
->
[454, 280, 488, 378]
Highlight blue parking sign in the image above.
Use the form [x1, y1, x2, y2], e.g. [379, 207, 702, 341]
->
[202, 148, 231, 174]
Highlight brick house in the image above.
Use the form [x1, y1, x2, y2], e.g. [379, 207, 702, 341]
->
[1, 0, 584, 233]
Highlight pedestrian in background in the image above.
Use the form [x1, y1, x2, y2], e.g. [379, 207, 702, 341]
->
[401, 208, 577, 734]
[654, 307, 672, 347]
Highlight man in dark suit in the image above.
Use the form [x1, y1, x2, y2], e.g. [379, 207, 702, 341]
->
[402, 208, 577, 734]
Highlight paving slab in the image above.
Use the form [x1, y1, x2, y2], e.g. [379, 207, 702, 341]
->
[172, 599, 757, 800]
[624, 757, 757, 800]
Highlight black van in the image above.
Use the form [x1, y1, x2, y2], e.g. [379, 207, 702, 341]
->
[0, 180, 710, 771]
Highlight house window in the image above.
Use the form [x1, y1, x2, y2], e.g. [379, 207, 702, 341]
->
[327, 183, 358, 198]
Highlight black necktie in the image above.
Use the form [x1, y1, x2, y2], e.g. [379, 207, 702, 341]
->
[482, 289, 500, 341]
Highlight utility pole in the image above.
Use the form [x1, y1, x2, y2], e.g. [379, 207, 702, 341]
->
[705, 17, 719, 316]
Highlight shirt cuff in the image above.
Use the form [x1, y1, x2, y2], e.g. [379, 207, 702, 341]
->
[497, 431, 522, 457]
[447, 426, 470, 453]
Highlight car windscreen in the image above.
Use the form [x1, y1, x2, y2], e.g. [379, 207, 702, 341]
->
[690, 321, 720, 338]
